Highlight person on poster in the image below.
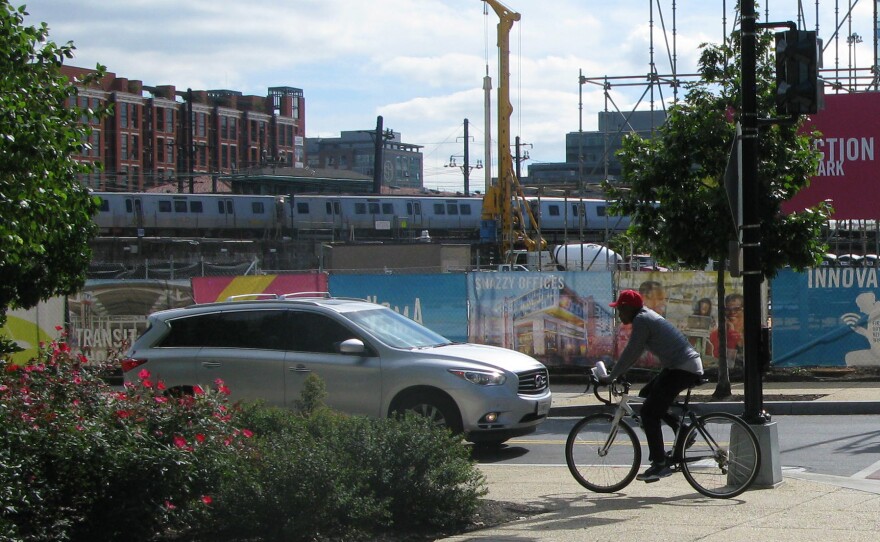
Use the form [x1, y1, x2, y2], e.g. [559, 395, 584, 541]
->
[843, 292, 880, 366]
[640, 280, 667, 316]
[599, 289, 704, 483]
[709, 293, 744, 367]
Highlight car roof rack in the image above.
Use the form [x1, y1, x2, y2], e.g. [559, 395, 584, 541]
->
[224, 291, 332, 302]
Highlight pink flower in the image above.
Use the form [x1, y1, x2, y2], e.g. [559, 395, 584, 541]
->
[200, 495, 213, 505]
[116, 410, 132, 419]
[55, 325, 63, 332]
[195, 433, 206, 443]
[165, 500, 177, 510]
[242, 429, 254, 438]
[142, 379, 154, 389]
[138, 369, 150, 380]
[157, 381, 166, 391]
[173, 435, 187, 449]
[73, 375, 82, 385]
[193, 385, 205, 395]
[154, 396, 168, 404]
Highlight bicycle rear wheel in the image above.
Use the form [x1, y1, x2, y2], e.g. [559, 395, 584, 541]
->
[680, 412, 760, 498]
[565, 413, 641, 493]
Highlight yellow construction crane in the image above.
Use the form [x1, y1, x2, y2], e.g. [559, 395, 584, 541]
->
[481, 0, 545, 261]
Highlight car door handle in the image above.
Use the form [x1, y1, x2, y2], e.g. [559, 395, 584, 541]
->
[290, 364, 310, 373]
[201, 361, 221, 368]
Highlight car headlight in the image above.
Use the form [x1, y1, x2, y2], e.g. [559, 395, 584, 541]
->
[448, 369, 506, 386]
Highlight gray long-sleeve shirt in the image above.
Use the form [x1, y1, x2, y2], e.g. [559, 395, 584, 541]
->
[609, 307, 704, 380]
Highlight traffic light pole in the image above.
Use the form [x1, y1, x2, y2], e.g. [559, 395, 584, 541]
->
[741, 0, 783, 487]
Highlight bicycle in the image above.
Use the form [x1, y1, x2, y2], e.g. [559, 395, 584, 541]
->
[565, 368, 761, 499]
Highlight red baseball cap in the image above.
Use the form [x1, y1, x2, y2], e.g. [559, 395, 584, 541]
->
[609, 289, 643, 309]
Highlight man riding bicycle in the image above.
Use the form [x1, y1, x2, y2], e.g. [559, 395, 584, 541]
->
[600, 289, 705, 482]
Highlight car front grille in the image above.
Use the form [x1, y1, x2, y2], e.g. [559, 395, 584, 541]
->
[517, 368, 550, 395]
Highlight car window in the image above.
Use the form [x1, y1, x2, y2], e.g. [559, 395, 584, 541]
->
[159, 310, 289, 349]
[288, 311, 360, 354]
[342, 308, 451, 349]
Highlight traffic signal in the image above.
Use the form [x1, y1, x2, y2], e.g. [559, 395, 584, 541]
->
[774, 30, 823, 115]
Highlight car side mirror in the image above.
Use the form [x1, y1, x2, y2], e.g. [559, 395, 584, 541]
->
[339, 338, 366, 355]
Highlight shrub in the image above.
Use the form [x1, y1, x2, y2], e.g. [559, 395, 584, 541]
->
[0, 333, 251, 542]
[205, 405, 487, 541]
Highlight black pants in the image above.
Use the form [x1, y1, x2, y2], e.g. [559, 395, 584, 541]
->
[639, 368, 702, 464]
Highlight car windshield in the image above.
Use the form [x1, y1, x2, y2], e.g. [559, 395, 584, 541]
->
[344, 307, 451, 349]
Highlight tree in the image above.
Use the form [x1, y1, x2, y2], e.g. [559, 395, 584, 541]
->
[0, 1, 106, 353]
[606, 26, 831, 397]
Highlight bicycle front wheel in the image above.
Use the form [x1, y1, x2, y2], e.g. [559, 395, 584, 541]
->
[680, 412, 761, 499]
[565, 413, 641, 493]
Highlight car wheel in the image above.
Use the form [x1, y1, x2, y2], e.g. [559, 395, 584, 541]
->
[394, 391, 463, 435]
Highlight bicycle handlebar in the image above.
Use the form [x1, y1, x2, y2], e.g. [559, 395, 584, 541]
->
[587, 370, 631, 406]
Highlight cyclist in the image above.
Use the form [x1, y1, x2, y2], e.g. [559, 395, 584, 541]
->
[599, 289, 705, 482]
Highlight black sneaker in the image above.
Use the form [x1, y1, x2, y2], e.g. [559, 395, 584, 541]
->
[636, 462, 674, 483]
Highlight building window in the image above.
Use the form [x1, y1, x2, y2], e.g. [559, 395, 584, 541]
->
[157, 138, 165, 162]
[222, 144, 228, 169]
[166, 108, 173, 133]
[221, 116, 228, 139]
[156, 110, 165, 132]
[120, 103, 128, 128]
[120, 135, 128, 162]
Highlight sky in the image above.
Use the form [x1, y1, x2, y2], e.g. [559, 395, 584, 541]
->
[22, 0, 876, 192]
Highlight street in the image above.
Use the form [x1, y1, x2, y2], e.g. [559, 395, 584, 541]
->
[472, 415, 880, 481]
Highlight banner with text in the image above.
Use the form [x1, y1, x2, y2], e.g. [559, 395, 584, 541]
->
[772, 267, 880, 367]
[782, 93, 880, 220]
[467, 272, 613, 368]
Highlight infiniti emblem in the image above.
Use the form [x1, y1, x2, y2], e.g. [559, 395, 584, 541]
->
[534, 374, 547, 389]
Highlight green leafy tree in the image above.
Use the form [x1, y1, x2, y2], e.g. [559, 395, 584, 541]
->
[606, 26, 831, 396]
[0, 1, 106, 353]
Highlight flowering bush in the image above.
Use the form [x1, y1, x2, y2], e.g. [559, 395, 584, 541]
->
[0, 331, 251, 542]
[0, 331, 487, 541]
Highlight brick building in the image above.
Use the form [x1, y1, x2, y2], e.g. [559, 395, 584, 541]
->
[62, 66, 305, 193]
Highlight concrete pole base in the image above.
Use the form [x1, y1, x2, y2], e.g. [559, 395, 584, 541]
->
[750, 421, 783, 489]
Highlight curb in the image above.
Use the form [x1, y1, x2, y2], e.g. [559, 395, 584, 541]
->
[550, 400, 880, 418]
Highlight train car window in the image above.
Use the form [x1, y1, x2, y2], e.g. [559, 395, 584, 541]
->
[325, 202, 332, 215]
[460, 204, 472, 215]
[252, 202, 266, 214]
[297, 202, 310, 214]
[190, 201, 204, 213]
[571, 204, 583, 216]
[158, 201, 172, 213]
[226, 201, 234, 214]
[98, 198, 109, 212]
[333, 202, 341, 215]
[548, 205, 561, 216]
[218, 201, 226, 214]
[446, 203, 459, 216]
[125, 199, 133, 213]
[368, 202, 380, 214]
[597, 205, 606, 217]
[174, 200, 187, 213]
[414, 202, 421, 215]
[355, 203, 366, 214]
[433, 203, 445, 215]
[382, 203, 393, 214]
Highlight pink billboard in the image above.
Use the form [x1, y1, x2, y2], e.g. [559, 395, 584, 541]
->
[782, 92, 879, 220]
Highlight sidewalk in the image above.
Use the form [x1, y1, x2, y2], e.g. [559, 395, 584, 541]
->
[438, 381, 880, 541]
[441, 465, 880, 541]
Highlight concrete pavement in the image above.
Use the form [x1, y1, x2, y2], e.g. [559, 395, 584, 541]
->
[439, 381, 880, 541]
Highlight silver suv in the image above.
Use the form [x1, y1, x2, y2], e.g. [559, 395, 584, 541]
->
[122, 295, 552, 445]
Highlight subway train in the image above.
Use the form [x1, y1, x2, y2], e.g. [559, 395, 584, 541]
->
[92, 192, 632, 238]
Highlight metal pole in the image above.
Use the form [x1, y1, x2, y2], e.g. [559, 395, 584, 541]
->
[740, 0, 766, 424]
[463, 118, 471, 196]
[373, 115, 384, 194]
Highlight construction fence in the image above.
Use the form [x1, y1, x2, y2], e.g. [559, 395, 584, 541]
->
[4, 266, 879, 371]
